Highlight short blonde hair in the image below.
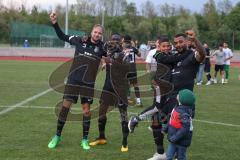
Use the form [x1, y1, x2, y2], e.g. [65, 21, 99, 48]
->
[93, 24, 104, 32]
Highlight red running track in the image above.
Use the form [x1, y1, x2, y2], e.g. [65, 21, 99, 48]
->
[0, 56, 240, 68]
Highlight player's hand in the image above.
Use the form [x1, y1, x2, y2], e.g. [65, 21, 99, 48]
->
[101, 63, 106, 70]
[50, 12, 57, 24]
[185, 30, 196, 41]
[103, 56, 112, 64]
[151, 79, 159, 88]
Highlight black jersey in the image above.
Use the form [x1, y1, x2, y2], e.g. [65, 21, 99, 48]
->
[171, 50, 200, 93]
[102, 51, 130, 105]
[154, 51, 189, 82]
[204, 47, 210, 64]
[123, 46, 139, 72]
[53, 23, 106, 85]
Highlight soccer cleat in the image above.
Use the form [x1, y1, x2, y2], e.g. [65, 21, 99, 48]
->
[48, 135, 61, 149]
[89, 138, 107, 146]
[147, 152, 166, 160]
[128, 99, 135, 105]
[121, 145, 128, 152]
[128, 116, 139, 133]
[81, 139, 90, 150]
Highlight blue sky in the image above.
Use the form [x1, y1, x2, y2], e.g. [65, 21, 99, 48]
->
[2, 0, 239, 13]
[128, 0, 239, 13]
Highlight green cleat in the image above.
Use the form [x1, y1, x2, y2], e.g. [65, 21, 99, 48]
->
[48, 135, 61, 149]
[81, 139, 90, 150]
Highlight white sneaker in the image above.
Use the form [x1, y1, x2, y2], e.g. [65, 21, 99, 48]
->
[221, 79, 224, 84]
[224, 79, 228, 84]
[196, 82, 202, 85]
[205, 81, 211, 85]
[213, 78, 217, 84]
[147, 152, 166, 160]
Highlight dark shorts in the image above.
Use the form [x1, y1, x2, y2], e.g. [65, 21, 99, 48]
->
[204, 62, 211, 73]
[127, 72, 138, 84]
[63, 73, 94, 104]
[100, 79, 127, 107]
[215, 65, 224, 72]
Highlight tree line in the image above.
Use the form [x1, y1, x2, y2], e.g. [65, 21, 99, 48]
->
[0, 0, 240, 49]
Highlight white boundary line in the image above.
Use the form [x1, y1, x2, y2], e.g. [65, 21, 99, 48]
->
[1, 105, 240, 128]
[0, 88, 53, 115]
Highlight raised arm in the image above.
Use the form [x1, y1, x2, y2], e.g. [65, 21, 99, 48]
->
[186, 30, 206, 62]
[50, 12, 70, 42]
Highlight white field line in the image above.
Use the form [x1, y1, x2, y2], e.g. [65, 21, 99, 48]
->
[1, 105, 240, 128]
[0, 88, 53, 115]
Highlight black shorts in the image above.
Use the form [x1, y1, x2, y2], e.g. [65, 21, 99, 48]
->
[63, 73, 94, 104]
[204, 62, 211, 73]
[215, 65, 224, 72]
[127, 72, 138, 84]
[100, 74, 127, 106]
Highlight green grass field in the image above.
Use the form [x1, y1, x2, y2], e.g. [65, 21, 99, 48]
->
[0, 60, 240, 160]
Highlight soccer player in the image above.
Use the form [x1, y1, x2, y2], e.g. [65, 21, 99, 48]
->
[129, 31, 205, 160]
[145, 39, 159, 75]
[203, 43, 213, 85]
[223, 42, 233, 83]
[47, 12, 106, 150]
[122, 35, 142, 106]
[211, 44, 225, 84]
[89, 33, 131, 152]
[130, 36, 188, 160]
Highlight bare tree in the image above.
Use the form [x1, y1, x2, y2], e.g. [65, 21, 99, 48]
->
[217, 0, 233, 14]
[75, 0, 96, 15]
[159, 3, 177, 17]
[140, 0, 157, 18]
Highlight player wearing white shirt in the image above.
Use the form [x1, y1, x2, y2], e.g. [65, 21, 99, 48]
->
[223, 42, 233, 83]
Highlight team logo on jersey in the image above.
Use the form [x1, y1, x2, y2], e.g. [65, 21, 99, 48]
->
[82, 43, 87, 48]
[94, 46, 99, 53]
[177, 62, 182, 66]
[84, 51, 93, 56]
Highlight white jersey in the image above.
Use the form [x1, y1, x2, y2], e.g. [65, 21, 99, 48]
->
[145, 49, 157, 72]
[223, 48, 233, 65]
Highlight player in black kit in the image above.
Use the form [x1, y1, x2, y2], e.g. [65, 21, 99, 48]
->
[89, 33, 131, 152]
[48, 12, 106, 150]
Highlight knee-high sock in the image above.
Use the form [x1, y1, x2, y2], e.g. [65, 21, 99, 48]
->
[206, 73, 211, 81]
[152, 124, 164, 154]
[83, 115, 91, 139]
[119, 106, 129, 147]
[98, 117, 107, 139]
[138, 105, 158, 120]
[121, 121, 129, 147]
[56, 106, 70, 136]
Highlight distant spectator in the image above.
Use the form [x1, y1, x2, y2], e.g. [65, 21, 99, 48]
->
[203, 43, 213, 85]
[23, 40, 30, 47]
[211, 44, 225, 84]
[223, 42, 233, 83]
